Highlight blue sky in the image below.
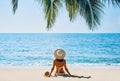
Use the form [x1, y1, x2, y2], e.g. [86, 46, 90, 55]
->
[0, 0, 120, 33]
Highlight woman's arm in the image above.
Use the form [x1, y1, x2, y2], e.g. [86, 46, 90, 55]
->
[48, 60, 55, 77]
[64, 60, 71, 76]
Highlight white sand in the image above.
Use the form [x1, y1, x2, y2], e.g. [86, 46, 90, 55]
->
[0, 67, 120, 81]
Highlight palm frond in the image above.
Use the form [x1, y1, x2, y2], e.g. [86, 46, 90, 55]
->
[10, 0, 120, 30]
[42, 0, 62, 30]
[102, 0, 120, 8]
[65, 0, 79, 21]
[12, 0, 18, 14]
[78, 0, 104, 30]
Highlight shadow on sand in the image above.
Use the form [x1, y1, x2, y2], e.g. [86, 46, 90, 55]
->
[63, 74, 91, 79]
[51, 74, 91, 79]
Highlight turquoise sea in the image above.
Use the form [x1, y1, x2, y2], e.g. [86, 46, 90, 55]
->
[0, 33, 120, 67]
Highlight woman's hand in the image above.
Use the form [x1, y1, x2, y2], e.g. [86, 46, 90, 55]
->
[68, 73, 71, 76]
[48, 74, 51, 77]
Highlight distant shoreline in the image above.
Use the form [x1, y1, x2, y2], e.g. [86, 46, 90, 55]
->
[0, 64, 120, 70]
[0, 32, 120, 34]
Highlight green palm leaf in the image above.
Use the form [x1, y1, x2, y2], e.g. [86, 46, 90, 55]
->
[42, 0, 62, 30]
[65, 0, 79, 21]
[102, 0, 120, 7]
[77, 0, 104, 30]
[11, 0, 120, 30]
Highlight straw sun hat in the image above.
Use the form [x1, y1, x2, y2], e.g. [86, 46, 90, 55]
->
[54, 49, 66, 59]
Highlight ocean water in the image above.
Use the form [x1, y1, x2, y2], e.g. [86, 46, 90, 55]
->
[0, 33, 120, 67]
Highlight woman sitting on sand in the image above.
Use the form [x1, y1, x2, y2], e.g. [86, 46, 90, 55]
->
[48, 49, 71, 77]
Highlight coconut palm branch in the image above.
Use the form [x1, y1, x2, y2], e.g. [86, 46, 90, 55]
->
[102, 0, 120, 7]
[65, 0, 79, 21]
[11, 0, 120, 30]
[42, 0, 62, 30]
[77, 0, 104, 30]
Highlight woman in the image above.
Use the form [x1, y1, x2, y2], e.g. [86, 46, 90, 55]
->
[49, 49, 71, 77]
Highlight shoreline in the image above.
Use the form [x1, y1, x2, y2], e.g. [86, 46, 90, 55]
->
[0, 65, 120, 70]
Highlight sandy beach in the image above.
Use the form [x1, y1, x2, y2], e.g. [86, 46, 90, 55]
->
[0, 67, 120, 81]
